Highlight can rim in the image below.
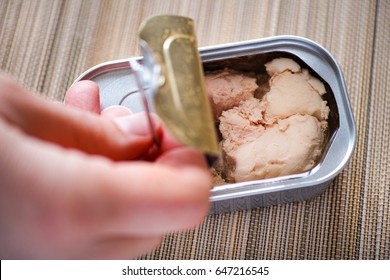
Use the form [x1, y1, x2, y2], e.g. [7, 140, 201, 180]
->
[73, 35, 356, 206]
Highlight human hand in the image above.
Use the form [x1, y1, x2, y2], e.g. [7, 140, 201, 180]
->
[0, 74, 211, 259]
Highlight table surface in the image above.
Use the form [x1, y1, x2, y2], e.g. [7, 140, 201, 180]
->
[1, 0, 388, 259]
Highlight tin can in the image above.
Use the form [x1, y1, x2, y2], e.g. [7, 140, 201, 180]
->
[74, 36, 356, 214]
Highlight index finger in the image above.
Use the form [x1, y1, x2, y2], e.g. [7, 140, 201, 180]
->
[0, 74, 159, 160]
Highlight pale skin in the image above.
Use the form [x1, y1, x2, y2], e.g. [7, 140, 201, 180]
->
[0, 74, 211, 259]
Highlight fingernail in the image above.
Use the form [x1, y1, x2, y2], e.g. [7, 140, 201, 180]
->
[114, 113, 161, 136]
[102, 105, 132, 118]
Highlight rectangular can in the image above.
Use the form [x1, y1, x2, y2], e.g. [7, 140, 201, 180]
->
[74, 36, 356, 214]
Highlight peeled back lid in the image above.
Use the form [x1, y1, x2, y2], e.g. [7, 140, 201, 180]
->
[138, 15, 220, 157]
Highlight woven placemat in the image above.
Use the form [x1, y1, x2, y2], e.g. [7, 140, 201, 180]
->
[1, 0, 388, 259]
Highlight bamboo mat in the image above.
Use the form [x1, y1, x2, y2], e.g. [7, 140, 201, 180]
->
[1, 0, 389, 259]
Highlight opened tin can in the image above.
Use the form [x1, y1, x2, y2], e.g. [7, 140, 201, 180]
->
[74, 35, 356, 214]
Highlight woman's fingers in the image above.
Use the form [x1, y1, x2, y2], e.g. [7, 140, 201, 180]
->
[0, 75, 159, 160]
[1, 117, 210, 237]
[0, 75, 211, 259]
[0, 119, 210, 258]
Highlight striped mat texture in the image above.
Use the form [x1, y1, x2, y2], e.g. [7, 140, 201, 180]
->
[1, 0, 389, 259]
